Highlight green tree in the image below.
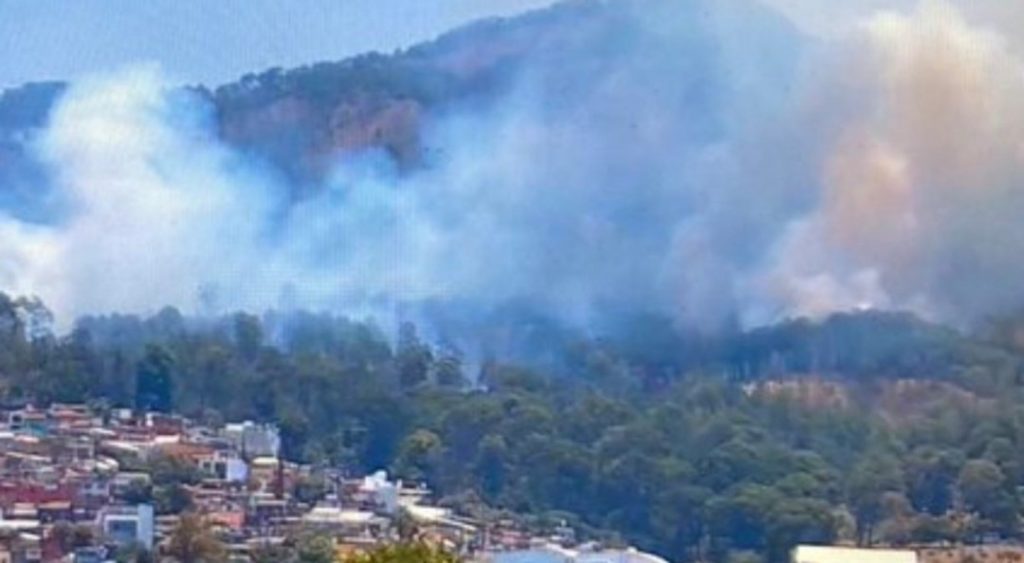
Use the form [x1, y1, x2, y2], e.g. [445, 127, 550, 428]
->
[148, 453, 204, 486]
[234, 313, 264, 360]
[135, 344, 174, 412]
[847, 454, 904, 545]
[296, 533, 335, 563]
[119, 479, 153, 504]
[250, 542, 295, 563]
[342, 543, 458, 563]
[394, 429, 444, 483]
[433, 350, 465, 388]
[396, 322, 432, 389]
[958, 459, 1018, 539]
[473, 434, 508, 499]
[154, 483, 194, 515]
[906, 447, 962, 516]
[959, 459, 1008, 512]
[165, 513, 227, 563]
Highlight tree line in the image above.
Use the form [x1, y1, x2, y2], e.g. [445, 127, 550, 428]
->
[3, 293, 1024, 562]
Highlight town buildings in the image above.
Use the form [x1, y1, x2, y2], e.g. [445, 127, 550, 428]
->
[0, 403, 659, 563]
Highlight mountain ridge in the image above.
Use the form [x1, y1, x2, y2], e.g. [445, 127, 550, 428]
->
[0, 0, 641, 189]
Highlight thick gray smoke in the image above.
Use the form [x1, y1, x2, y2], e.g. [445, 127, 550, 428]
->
[1, 0, 1024, 330]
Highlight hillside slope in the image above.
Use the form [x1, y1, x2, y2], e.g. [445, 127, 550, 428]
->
[0, 0, 801, 194]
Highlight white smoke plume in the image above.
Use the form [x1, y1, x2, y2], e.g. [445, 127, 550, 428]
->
[1, 0, 1024, 331]
[0, 67, 282, 320]
[746, 1, 1024, 325]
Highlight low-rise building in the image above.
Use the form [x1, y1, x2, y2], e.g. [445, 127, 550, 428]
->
[302, 506, 386, 539]
[481, 544, 669, 563]
[97, 504, 154, 550]
[72, 546, 107, 563]
[197, 451, 248, 483]
[792, 546, 918, 563]
[222, 422, 280, 460]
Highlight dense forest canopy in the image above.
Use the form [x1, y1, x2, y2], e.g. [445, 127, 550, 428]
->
[3, 292, 1024, 562]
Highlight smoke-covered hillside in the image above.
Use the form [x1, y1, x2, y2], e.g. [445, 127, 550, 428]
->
[8, 2, 1024, 561]
[2, 0, 1024, 336]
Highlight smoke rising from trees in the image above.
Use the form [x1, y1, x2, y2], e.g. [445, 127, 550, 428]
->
[1, 1, 1023, 331]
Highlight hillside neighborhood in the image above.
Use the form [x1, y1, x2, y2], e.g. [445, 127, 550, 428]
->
[0, 402, 673, 563]
[2, 402, 1023, 563]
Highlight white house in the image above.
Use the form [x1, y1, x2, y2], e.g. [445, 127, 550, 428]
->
[197, 451, 249, 483]
[223, 421, 280, 459]
[792, 546, 918, 563]
[97, 504, 155, 550]
[360, 470, 399, 513]
[484, 544, 668, 563]
[576, 547, 669, 563]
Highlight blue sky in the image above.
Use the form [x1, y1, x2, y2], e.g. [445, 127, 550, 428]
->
[3, 0, 1021, 90]
[0, 0, 555, 89]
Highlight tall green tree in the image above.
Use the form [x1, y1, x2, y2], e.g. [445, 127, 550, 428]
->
[342, 543, 458, 563]
[396, 322, 432, 389]
[135, 344, 174, 412]
[847, 453, 905, 545]
[165, 513, 226, 563]
[296, 534, 335, 563]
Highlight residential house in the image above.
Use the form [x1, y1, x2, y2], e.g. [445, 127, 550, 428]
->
[792, 546, 918, 563]
[97, 504, 154, 550]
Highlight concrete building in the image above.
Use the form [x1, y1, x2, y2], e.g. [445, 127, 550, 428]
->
[302, 506, 385, 538]
[198, 451, 248, 483]
[360, 471, 399, 514]
[487, 545, 576, 563]
[792, 546, 918, 563]
[223, 422, 280, 459]
[576, 548, 669, 563]
[97, 504, 155, 550]
[483, 544, 668, 563]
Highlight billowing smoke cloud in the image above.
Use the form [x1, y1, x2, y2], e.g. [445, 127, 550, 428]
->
[1, 0, 1024, 331]
[0, 68, 283, 319]
[745, 1, 1024, 325]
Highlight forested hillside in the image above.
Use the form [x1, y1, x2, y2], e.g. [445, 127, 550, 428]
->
[0, 0, 672, 191]
[3, 1, 1024, 561]
[3, 293, 1024, 562]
